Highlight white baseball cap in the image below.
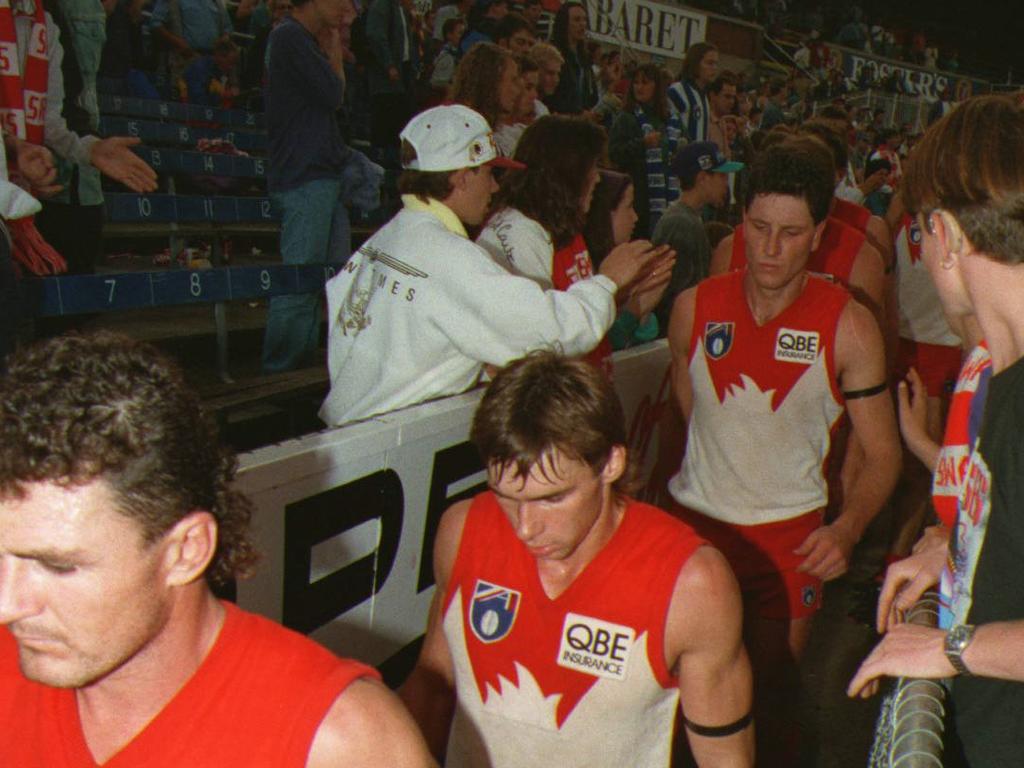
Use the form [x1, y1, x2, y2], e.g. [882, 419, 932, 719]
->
[400, 104, 525, 172]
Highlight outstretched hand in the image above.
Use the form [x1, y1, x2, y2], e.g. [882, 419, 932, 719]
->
[875, 532, 947, 634]
[90, 136, 158, 193]
[598, 240, 674, 293]
[847, 623, 953, 699]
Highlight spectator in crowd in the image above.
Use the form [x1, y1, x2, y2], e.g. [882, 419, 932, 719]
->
[242, 0, 294, 91]
[400, 350, 754, 767]
[668, 41, 718, 142]
[520, 0, 543, 34]
[870, 127, 902, 187]
[263, 0, 358, 372]
[492, 10, 533, 53]
[528, 40, 562, 119]
[652, 141, 741, 331]
[592, 48, 624, 130]
[927, 84, 954, 126]
[319, 105, 666, 425]
[479, 114, 674, 375]
[849, 96, 1024, 768]
[432, 0, 470, 39]
[183, 35, 240, 107]
[671, 144, 900, 765]
[450, 42, 520, 134]
[759, 80, 787, 129]
[0, 333, 436, 767]
[99, 0, 155, 96]
[429, 15, 464, 92]
[544, 0, 595, 115]
[583, 170, 667, 349]
[366, 0, 419, 153]
[0, 0, 156, 277]
[460, 0, 508, 53]
[861, 156, 891, 216]
[35, 0, 108, 285]
[149, 0, 233, 84]
[609, 63, 683, 237]
[835, 7, 868, 50]
[706, 71, 738, 158]
[492, 52, 537, 155]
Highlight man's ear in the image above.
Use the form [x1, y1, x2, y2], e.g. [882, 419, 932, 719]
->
[600, 445, 627, 486]
[161, 511, 218, 587]
[810, 218, 827, 252]
[450, 167, 472, 193]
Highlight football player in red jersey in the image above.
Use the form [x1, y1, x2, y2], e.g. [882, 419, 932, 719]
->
[667, 144, 901, 765]
[401, 351, 753, 767]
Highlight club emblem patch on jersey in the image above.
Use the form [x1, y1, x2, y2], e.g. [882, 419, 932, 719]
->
[704, 322, 734, 360]
[470, 580, 521, 644]
[556, 612, 635, 681]
[774, 328, 820, 364]
[801, 585, 818, 608]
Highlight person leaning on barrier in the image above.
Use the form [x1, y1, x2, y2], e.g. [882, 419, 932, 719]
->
[0, 332, 436, 768]
[318, 104, 673, 427]
[400, 350, 753, 767]
[848, 95, 1024, 768]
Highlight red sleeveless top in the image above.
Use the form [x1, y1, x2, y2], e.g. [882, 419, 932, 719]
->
[553, 233, 614, 376]
[0, 601, 378, 767]
[831, 197, 872, 233]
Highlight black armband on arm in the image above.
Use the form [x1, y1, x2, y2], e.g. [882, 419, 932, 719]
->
[842, 381, 888, 400]
[682, 711, 753, 737]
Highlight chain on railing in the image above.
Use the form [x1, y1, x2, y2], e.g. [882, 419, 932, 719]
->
[867, 591, 947, 768]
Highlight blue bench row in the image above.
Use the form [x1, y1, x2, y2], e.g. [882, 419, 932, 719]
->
[99, 94, 265, 129]
[106, 193, 276, 223]
[100, 116, 267, 152]
[22, 263, 343, 317]
[133, 147, 267, 179]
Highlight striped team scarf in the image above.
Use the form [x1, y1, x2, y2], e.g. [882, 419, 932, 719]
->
[0, 0, 65, 275]
[634, 105, 681, 227]
[0, 0, 48, 144]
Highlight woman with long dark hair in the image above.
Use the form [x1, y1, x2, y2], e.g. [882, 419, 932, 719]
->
[543, 0, 596, 114]
[478, 115, 672, 373]
[609, 63, 683, 237]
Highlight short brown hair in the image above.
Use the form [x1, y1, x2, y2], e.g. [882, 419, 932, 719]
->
[902, 95, 1024, 265]
[470, 351, 631, 492]
[0, 333, 258, 586]
[398, 139, 456, 201]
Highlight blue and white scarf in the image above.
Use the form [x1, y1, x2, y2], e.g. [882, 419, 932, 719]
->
[635, 106, 682, 224]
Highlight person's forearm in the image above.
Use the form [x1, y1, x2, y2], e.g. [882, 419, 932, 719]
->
[835, 449, 902, 543]
[398, 670, 454, 760]
[961, 621, 1024, 682]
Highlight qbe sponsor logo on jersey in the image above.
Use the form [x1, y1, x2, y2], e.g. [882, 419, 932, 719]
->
[469, 580, 521, 643]
[774, 328, 819, 364]
[556, 612, 635, 681]
[704, 321, 734, 360]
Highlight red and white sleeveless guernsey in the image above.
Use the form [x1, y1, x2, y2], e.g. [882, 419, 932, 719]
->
[831, 197, 872, 234]
[552, 233, 614, 376]
[729, 216, 863, 287]
[669, 270, 850, 525]
[894, 214, 960, 347]
[0, 601, 378, 767]
[442, 492, 705, 768]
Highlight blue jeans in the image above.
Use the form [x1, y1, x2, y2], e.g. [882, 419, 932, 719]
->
[262, 178, 351, 373]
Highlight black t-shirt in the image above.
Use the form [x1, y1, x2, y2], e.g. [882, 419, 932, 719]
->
[952, 354, 1024, 765]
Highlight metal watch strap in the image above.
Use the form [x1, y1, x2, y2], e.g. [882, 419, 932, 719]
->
[944, 624, 976, 676]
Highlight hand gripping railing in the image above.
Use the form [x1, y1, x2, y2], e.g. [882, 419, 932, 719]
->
[868, 591, 946, 768]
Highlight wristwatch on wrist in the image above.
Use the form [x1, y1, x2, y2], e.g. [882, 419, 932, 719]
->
[944, 624, 977, 676]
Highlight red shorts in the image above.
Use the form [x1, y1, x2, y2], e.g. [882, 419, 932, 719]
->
[670, 504, 823, 620]
[897, 339, 962, 398]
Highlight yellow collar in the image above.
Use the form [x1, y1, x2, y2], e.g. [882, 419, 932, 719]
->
[401, 194, 467, 238]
